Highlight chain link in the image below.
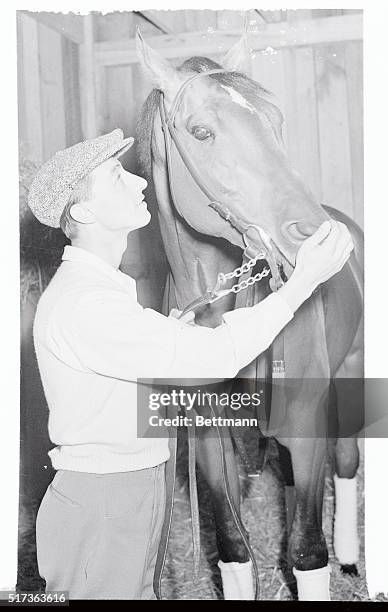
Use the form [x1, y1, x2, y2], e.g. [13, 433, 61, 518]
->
[217, 252, 266, 284]
[212, 252, 271, 301]
[231, 267, 271, 294]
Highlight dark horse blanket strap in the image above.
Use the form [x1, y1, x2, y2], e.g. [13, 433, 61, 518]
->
[153, 430, 177, 600]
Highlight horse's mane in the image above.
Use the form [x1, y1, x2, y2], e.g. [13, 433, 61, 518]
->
[136, 56, 272, 181]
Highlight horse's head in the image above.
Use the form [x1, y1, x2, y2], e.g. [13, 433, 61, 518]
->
[136, 32, 329, 275]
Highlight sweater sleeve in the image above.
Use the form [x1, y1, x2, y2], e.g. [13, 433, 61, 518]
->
[48, 289, 239, 381]
[48, 288, 293, 383]
[222, 292, 294, 370]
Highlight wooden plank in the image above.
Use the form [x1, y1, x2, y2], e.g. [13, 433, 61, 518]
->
[315, 42, 354, 218]
[183, 10, 198, 32]
[38, 22, 67, 161]
[95, 11, 134, 41]
[170, 10, 190, 33]
[282, 46, 321, 203]
[79, 14, 98, 138]
[345, 40, 364, 227]
[93, 64, 106, 136]
[17, 13, 27, 152]
[134, 12, 163, 38]
[131, 63, 154, 128]
[136, 10, 175, 34]
[286, 9, 312, 22]
[193, 10, 218, 32]
[94, 14, 362, 66]
[261, 10, 287, 23]
[311, 9, 344, 19]
[249, 10, 267, 25]
[103, 64, 134, 136]
[217, 10, 245, 31]
[62, 37, 82, 146]
[251, 47, 287, 117]
[18, 13, 43, 163]
[22, 10, 83, 43]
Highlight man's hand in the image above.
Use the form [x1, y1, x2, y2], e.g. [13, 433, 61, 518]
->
[279, 219, 354, 313]
[294, 220, 354, 287]
[168, 308, 196, 325]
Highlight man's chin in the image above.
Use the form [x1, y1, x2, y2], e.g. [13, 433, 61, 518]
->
[132, 210, 151, 230]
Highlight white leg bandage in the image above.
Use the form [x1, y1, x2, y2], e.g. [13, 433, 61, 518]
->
[218, 559, 255, 600]
[293, 564, 331, 600]
[333, 474, 359, 564]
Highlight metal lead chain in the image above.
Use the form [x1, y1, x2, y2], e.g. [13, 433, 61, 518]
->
[217, 252, 267, 285]
[231, 267, 271, 294]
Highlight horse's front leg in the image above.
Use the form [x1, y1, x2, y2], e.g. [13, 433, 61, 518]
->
[333, 436, 360, 575]
[280, 434, 330, 600]
[331, 346, 362, 575]
[195, 426, 255, 600]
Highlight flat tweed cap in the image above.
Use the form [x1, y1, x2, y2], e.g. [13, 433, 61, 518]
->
[28, 129, 134, 228]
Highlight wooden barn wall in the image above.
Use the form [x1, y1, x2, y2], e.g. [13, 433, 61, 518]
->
[17, 12, 83, 162]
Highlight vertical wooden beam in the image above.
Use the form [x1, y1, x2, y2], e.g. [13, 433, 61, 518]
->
[192, 10, 217, 31]
[38, 22, 67, 160]
[252, 48, 287, 118]
[217, 10, 244, 31]
[95, 11, 134, 41]
[183, 10, 198, 32]
[18, 12, 43, 163]
[345, 40, 364, 227]
[17, 13, 26, 151]
[62, 37, 83, 146]
[80, 13, 98, 138]
[315, 43, 354, 218]
[282, 46, 321, 202]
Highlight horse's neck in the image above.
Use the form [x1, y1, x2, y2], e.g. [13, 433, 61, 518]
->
[151, 162, 240, 323]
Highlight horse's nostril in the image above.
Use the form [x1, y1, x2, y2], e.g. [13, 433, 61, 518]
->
[282, 221, 317, 241]
[296, 221, 317, 236]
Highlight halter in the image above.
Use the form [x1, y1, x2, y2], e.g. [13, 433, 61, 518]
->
[158, 68, 285, 316]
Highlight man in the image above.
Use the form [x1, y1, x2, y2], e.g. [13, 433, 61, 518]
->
[28, 129, 353, 600]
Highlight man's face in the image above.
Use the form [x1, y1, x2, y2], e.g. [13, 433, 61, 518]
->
[86, 157, 150, 231]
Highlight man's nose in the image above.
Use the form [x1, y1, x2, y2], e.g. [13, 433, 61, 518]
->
[133, 173, 148, 190]
[123, 170, 147, 190]
[139, 176, 148, 190]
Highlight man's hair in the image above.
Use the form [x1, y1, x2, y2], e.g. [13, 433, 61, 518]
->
[59, 174, 93, 239]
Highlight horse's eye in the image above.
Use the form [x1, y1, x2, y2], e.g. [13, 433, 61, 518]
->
[191, 126, 213, 141]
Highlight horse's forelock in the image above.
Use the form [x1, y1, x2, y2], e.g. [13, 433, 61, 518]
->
[136, 55, 272, 180]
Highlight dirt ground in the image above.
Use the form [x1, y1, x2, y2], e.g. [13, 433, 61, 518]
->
[16, 436, 386, 601]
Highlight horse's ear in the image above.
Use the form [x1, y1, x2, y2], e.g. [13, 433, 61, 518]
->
[221, 35, 252, 76]
[136, 28, 181, 97]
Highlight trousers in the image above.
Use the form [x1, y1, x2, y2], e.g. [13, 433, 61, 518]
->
[35, 463, 166, 600]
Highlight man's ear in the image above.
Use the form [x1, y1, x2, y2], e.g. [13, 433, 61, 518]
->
[135, 28, 182, 102]
[222, 34, 252, 76]
[68, 203, 95, 224]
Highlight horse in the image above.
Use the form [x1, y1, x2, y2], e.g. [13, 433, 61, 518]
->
[135, 33, 364, 601]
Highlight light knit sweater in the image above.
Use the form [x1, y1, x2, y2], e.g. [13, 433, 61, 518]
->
[33, 245, 293, 473]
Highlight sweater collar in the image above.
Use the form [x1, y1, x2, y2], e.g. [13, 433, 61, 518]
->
[62, 245, 137, 294]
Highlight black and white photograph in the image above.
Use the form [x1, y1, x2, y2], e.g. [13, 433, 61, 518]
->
[1, 3, 387, 604]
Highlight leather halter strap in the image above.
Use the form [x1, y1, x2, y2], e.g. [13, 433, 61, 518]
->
[159, 69, 231, 209]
